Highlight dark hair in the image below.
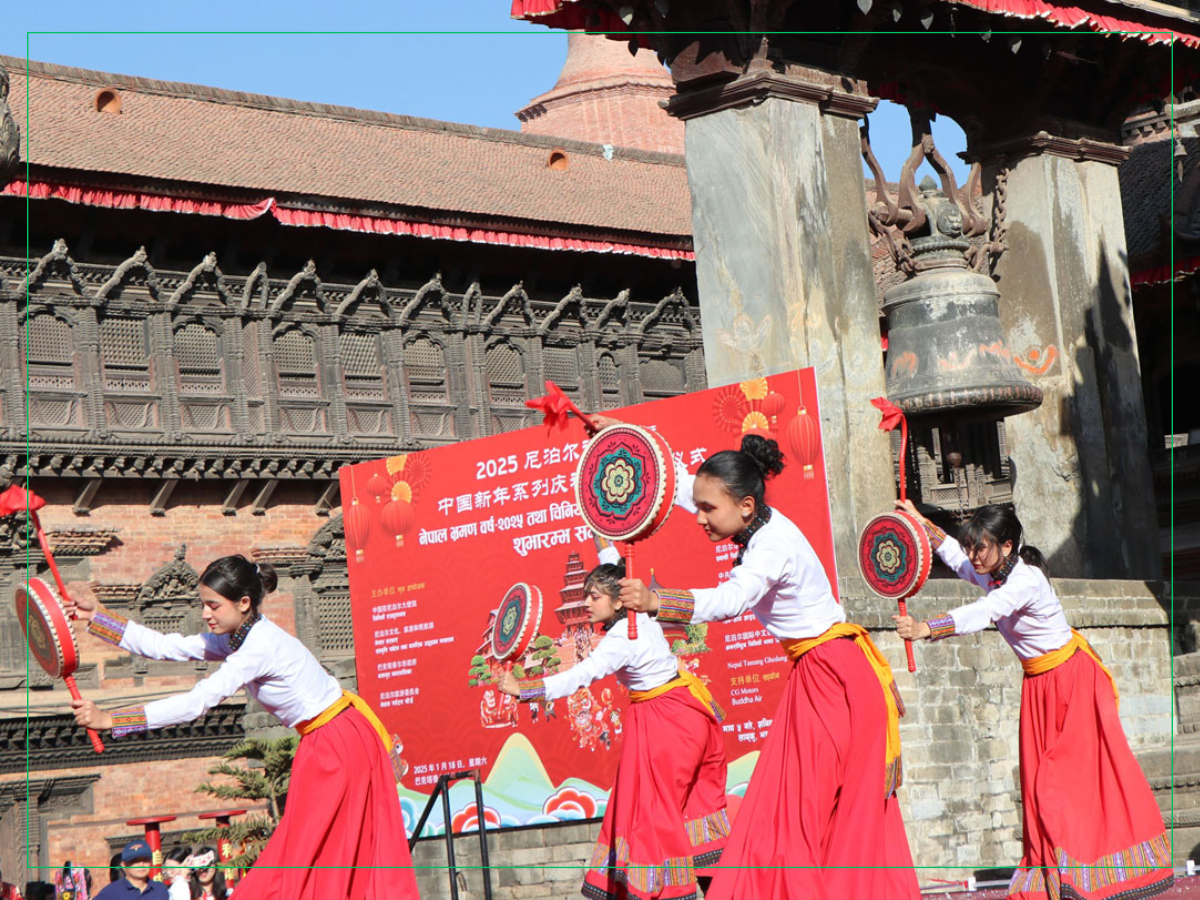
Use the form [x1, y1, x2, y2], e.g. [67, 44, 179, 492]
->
[199, 555, 277, 613]
[696, 434, 785, 511]
[108, 852, 122, 883]
[188, 848, 228, 900]
[164, 846, 192, 864]
[959, 504, 1049, 575]
[584, 561, 625, 600]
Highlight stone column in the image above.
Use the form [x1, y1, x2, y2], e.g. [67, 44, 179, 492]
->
[976, 133, 1159, 580]
[670, 68, 894, 572]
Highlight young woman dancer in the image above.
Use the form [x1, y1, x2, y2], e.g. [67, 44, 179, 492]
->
[620, 433, 919, 900]
[893, 500, 1172, 900]
[66, 555, 420, 900]
[499, 558, 728, 900]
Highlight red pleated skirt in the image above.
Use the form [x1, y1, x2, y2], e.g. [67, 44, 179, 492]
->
[705, 636, 919, 900]
[231, 706, 420, 900]
[582, 684, 729, 900]
[1007, 650, 1172, 900]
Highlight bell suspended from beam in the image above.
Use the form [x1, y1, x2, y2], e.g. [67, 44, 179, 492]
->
[863, 113, 1041, 425]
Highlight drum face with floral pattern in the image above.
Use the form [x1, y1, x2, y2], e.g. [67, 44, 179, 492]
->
[574, 424, 676, 543]
[491, 582, 543, 663]
[15, 577, 79, 680]
[857, 511, 931, 600]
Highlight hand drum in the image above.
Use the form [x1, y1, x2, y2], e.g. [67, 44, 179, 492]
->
[490, 582, 544, 664]
[857, 510, 931, 673]
[16, 577, 105, 752]
[575, 423, 676, 638]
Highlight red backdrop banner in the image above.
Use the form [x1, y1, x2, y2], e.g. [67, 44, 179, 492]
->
[342, 368, 836, 836]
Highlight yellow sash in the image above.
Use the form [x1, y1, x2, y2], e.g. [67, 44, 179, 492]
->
[629, 665, 725, 722]
[295, 690, 393, 753]
[1021, 629, 1118, 709]
[780, 623, 903, 798]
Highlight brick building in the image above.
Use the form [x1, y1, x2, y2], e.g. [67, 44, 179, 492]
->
[0, 39, 702, 889]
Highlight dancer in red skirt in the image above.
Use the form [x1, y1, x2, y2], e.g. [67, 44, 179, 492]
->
[620, 433, 919, 900]
[894, 500, 1172, 900]
[498, 558, 728, 900]
[67, 555, 420, 900]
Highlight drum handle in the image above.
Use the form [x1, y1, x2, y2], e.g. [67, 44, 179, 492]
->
[623, 543, 637, 640]
[64, 674, 105, 753]
[897, 598, 916, 672]
[31, 511, 73, 609]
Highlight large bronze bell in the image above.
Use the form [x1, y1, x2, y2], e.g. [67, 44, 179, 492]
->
[883, 176, 1042, 423]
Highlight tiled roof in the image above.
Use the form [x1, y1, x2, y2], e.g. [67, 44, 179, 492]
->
[3, 55, 692, 244]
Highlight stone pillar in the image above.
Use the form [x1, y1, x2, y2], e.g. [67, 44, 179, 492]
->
[670, 69, 894, 572]
[976, 133, 1160, 579]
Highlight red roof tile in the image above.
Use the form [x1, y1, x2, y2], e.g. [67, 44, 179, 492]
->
[3, 55, 692, 244]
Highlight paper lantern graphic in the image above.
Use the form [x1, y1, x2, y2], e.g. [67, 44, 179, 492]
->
[344, 496, 371, 562]
[762, 391, 786, 427]
[367, 472, 391, 504]
[381, 499, 415, 548]
[786, 407, 821, 480]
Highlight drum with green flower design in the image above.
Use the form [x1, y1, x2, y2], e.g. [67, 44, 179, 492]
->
[857, 510, 932, 600]
[490, 582, 544, 663]
[574, 423, 676, 543]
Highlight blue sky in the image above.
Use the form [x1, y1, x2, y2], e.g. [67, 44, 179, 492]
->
[3, 0, 969, 180]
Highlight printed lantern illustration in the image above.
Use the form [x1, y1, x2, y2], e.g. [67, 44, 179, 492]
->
[367, 471, 391, 504]
[762, 391, 786, 428]
[344, 496, 371, 563]
[786, 405, 821, 480]
[381, 482, 416, 548]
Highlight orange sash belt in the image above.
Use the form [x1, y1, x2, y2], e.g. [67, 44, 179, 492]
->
[629, 665, 725, 722]
[780, 623, 903, 798]
[1021, 629, 1119, 709]
[295, 690, 393, 752]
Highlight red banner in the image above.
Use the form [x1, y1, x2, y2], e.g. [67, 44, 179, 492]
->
[342, 368, 835, 836]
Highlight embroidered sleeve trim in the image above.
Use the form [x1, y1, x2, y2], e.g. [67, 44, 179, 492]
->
[921, 521, 947, 549]
[655, 589, 696, 626]
[517, 678, 546, 702]
[110, 705, 148, 738]
[87, 610, 129, 646]
[926, 614, 956, 641]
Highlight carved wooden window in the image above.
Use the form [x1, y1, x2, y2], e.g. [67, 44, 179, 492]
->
[174, 323, 224, 394]
[486, 342, 525, 406]
[910, 421, 1012, 511]
[24, 314, 75, 390]
[340, 332, 386, 400]
[598, 352, 621, 409]
[639, 357, 686, 399]
[404, 337, 447, 403]
[274, 328, 320, 398]
[315, 593, 354, 655]
[542, 346, 580, 398]
[242, 322, 264, 432]
[99, 316, 152, 392]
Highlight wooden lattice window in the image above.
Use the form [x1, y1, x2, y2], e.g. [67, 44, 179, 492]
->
[315, 593, 354, 655]
[274, 328, 320, 398]
[174, 323, 224, 394]
[99, 316, 151, 391]
[598, 352, 621, 409]
[24, 314, 76, 390]
[486, 342, 525, 406]
[340, 332, 386, 400]
[242, 322, 262, 399]
[640, 357, 685, 398]
[542, 346, 580, 396]
[404, 337, 447, 403]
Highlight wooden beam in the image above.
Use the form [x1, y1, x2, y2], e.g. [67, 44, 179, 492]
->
[251, 479, 278, 516]
[72, 478, 102, 515]
[149, 479, 179, 517]
[220, 480, 250, 516]
[314, 481, 339, 517]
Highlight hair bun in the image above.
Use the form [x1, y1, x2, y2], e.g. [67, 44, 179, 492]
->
[740, 433, 785, 479]
[256, 562, 279, 594]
